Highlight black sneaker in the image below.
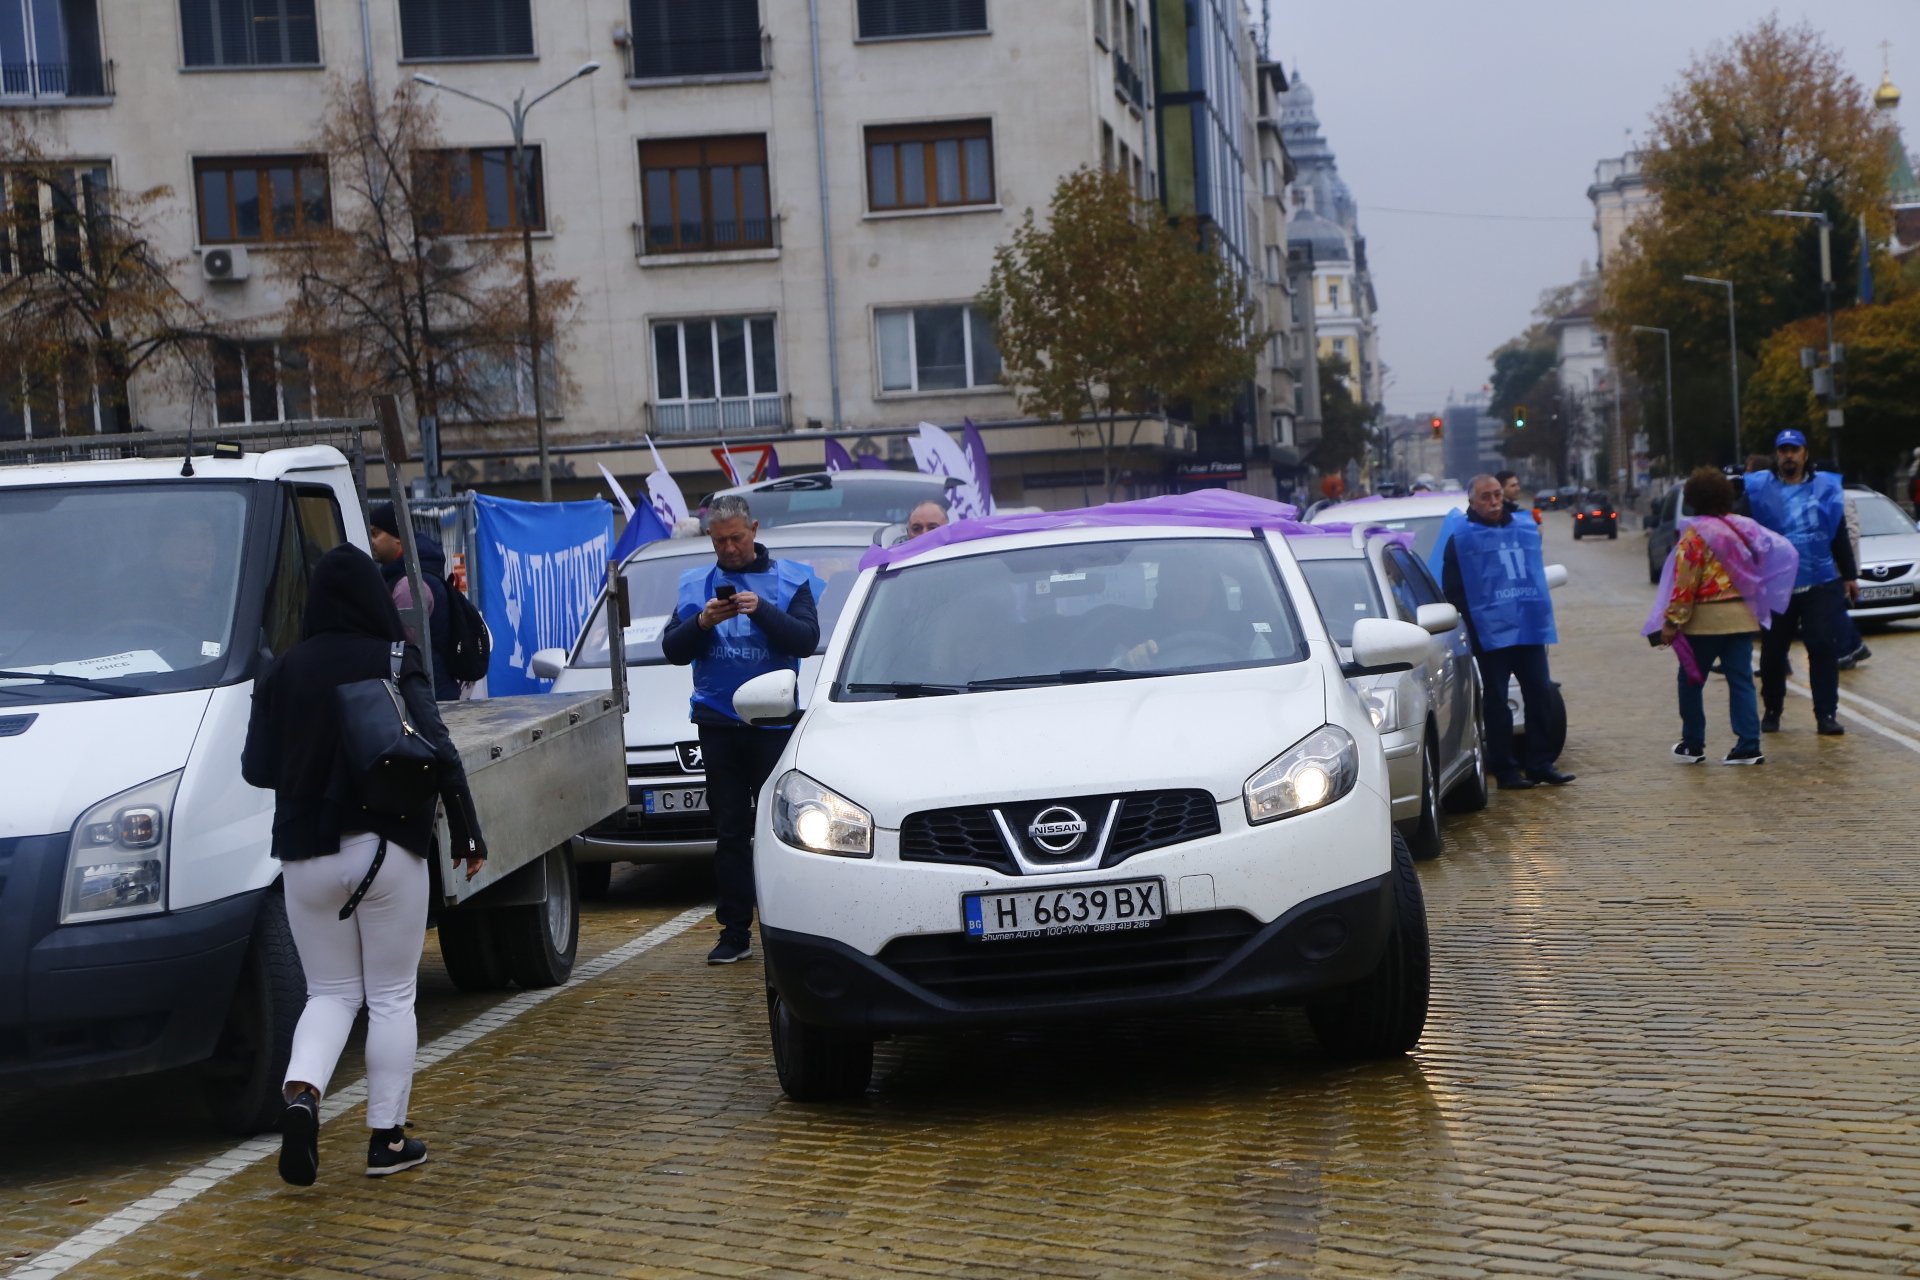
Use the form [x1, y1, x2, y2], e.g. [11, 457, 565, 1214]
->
[1817, 717, 1846, 736]
[1760, 712, 1781, 734]
[278, 1088, 320, 1187]
[1494, 773, 1536, 790]
[1672, 743, 1705, 765]
[1723, 746, 1765, 765]
[1527, 768, 1577, 786]
[706, 935, 753, 965]
[366, 1126, 428, 1177]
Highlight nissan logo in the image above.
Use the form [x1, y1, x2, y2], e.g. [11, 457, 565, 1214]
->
[1027, 806, 1088, 854]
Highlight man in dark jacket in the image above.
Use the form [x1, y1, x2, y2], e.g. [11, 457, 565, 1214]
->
[661, 495, 820, 965]
[367, 503, 460, 700]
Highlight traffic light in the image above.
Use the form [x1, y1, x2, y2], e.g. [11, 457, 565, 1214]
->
[1429, 415, 1443, 439]
[1512, 405, 1528, 430]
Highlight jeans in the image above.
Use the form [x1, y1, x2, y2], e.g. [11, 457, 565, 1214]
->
[282, 833, 428, 1129]
[1759, 579, 1846, 721]
[1474, 643, 1556, 779]
[1676, 631, 1759, 753]
[698, 721, 794, 940]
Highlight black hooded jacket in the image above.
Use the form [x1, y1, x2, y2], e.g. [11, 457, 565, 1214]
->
[242, 545, 484, 863]
[378, 529, 460, 700]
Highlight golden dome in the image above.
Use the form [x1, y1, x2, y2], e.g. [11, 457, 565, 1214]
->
[1875, 70, 1901, 110]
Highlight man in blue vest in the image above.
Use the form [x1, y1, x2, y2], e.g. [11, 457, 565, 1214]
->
[1436, 474, 1574, 790]
[662, 495, 821, 964]
[1744, 429, 1855, 737]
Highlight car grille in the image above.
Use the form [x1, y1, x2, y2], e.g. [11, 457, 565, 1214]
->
[876, 909, 1261, 1005]
[1861, 563, 1914, 582]
[0, 714, 34, 738]
[588, 807, 716, 841]
[899, 789, 1220, 875]
[628, 760, 692, 781]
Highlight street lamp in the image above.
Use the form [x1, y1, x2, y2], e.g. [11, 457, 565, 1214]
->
[413, 62, 601, 502]
[1682, 274, 1742, 464]
[1767, 208, 1841, 468]
[1630, 324, 1675, 487]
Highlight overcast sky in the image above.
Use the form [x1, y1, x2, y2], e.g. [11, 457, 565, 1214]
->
[1272, 0, 1914, 418]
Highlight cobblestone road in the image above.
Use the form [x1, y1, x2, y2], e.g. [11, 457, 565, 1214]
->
[5, 513, 1919, 1279]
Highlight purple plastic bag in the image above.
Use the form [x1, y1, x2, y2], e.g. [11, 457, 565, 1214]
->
[1670, 633, 1706, 686]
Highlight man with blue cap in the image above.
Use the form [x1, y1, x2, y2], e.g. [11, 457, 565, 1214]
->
[1743, 429, 1856, 736]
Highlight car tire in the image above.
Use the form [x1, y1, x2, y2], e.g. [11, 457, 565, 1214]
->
[1307, 829, 1430, 1058]
[1405, 733, 1444, 860]
[202, 890, 304, 1135]
[1648, 556, 1661, 584]
[768, 988, 873, 1101]
[437, 908, 512, 992]
[1572, 529, 1582, 541]
[503, 845, 581, 989]
[1607, 528, 1618, 540]
[1443, 713, 1489, 814]
[576, 859, 613, 901]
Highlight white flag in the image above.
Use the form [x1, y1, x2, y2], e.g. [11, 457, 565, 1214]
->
[596, 463, 636, 520]
[910, 422, 989, 519]
[644, 436, 690, 526]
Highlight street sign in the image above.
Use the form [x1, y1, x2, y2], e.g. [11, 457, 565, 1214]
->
[712, 444, 773, 484]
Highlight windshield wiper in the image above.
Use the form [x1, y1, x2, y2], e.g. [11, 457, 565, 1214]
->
[843, 681, 965, 698]
[0, 669, 147, 698]
[968, 668, 1153, 689]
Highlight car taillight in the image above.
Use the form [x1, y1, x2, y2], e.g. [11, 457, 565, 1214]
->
[1576, 513, 1585, 519]
[1610, 511, 1618, 519]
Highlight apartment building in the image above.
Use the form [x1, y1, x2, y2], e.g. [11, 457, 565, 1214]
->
[2, 0, 1300, 503]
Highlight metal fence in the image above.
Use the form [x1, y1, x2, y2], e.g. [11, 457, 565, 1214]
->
[404, 491, 482, 609]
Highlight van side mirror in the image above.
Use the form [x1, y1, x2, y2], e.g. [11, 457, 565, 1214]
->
[1345, 617, 1430, 676]
[733, 669, 799, 725]
[1414, 603, 1459, 634]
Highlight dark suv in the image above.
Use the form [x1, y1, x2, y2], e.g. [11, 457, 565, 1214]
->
[1571, 492, 1618, 540]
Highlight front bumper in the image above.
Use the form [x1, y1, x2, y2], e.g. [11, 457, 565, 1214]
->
[1848, 577, 1920, 620]
[0, 834, 261, 1088]
[764, 873, 1393, 1034]
[1381, 728, 1422, 821]
[574, 771, 718, 864]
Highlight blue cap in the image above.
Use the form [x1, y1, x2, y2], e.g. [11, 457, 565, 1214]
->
[1774, 429, 1807, 449]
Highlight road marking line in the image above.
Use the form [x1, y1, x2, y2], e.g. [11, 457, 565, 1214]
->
[1786, 680, 1920, 755]
[1828, 684, 1920, 735]
[7, 905, 710, 1280]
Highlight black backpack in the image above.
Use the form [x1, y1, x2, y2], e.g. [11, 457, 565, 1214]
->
[437, 577, 492, 683]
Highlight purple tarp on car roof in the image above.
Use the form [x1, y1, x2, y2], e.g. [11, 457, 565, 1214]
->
[858, 489, 1334, 570]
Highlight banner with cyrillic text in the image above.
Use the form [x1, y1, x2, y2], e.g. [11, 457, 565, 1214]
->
[474, 494, 615, 695]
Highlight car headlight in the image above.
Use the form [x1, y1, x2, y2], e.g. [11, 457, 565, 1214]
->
[63, 770, 181, 923]
[771, 770, 873, 858]
[1359, 686, 1398, 730]
[1245, 726, 1359, 825]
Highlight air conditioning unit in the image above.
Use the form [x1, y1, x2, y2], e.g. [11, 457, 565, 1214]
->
[200, 245, 251, 283]
[420, 238, 464, 272]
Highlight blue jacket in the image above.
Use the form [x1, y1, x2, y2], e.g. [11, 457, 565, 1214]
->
[1437, 508, 1558, 653]
[660, 546, 821, 727]
[1743, 470, 1850, 590]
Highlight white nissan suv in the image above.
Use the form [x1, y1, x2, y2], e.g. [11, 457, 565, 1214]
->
[734, 509, 1438, 1100]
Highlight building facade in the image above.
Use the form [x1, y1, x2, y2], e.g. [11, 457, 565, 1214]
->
[2, 0, 1309, 506]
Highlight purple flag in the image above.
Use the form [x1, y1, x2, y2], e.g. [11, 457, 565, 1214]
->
[823, 439, 856, 472]
[765, 446, 781, 480]
[857, 452, 886, 470]
[962, 418, 994, 516]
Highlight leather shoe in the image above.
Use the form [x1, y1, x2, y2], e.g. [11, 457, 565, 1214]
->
[1760, 712, 1781, 733]
[1527, 768, 1577, 785]
[1495, 774, 1536, 790]
[1816, 717, 1846, 736]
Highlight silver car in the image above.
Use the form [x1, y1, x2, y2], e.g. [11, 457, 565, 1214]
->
[1847, 485, 1920, 624]
[1290, 529, 1488, 859]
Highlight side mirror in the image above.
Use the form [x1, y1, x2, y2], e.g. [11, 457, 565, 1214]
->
[1414, 603, 1459, 635]
[1544, 564, 1569, 590]
[530, 648, 568, 680]
[733, 669, 798, 725]
[1345, 617, 1431, 676]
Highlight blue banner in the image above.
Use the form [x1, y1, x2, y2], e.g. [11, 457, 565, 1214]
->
[474, 495, 615, 695]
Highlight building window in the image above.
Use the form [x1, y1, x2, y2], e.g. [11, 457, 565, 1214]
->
[629, 0, 763, 78]
[639, 135, 771, 254]
[2, 164, 108, 276]
[0, 346, 122, 439]
[210, 339, 334, 425]
[1264, 245, 1282, 286]
[180, 0, 319, 68]
[415, 146, 544, 234]
[1101, 123, 1114, 172]
[1091, 0, 1106, 47]
[0, 0, 109, 98]
[193, 155, 329, 244]
[875, 304, 1000, 393]
[857, 0, 986, 40]
[867, 120, 993, 212]
[1327, 281, 1340, 310]
[650, 314, 783, 432]
[445, 342, 559, 421]
[1332, 337, 1347, 360]
[397, 0, 532, 62]
[1261, 158, 1278, 198]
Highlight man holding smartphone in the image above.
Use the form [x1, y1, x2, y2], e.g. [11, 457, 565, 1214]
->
[662, 495, 821, 965]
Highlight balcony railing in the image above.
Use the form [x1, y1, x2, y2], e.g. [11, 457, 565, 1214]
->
[632, 212, 780, 258]
[1112, 50, 1145, 111]
[644, 393, 790, 436]
[0, 58, 114, 101]
[627, 31, 769, 81]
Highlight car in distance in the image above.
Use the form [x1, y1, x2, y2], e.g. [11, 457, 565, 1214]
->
[1847, 484, 1920, 624]
[707, 470, 956, 529]
[743, 499, 1435, 1100]
[1571, 491, 1619, 540]
[1290, 529, 1487, 859]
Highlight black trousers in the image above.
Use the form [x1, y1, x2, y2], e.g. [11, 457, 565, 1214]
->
[1474, 643, 1556, 779]
[698, 722, 793, 939]
[1759, 579, 1846, 722]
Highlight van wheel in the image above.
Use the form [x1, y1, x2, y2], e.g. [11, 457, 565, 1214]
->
[1444, 712, 1489, 814]
[438, 909, 511, 992]
[1307, 829, 1430, 1058]
[768, 988, 873, 1101]
[203, 891, 304, 1134]
[1648, 558, 1661, 584]
[576, 859, 612, 901]
[1405, 734, 1444, 860]
[502, 845, 580, 989]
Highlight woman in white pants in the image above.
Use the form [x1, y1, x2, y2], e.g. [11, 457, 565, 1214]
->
[244, 545, 484, 1185]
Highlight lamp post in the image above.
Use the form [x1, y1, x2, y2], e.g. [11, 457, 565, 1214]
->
[413, 62, 600, 502]
[1767, 208, 1841, 469]
[1682, 274, 1741, 464]
[1630, 324, 1675, 488]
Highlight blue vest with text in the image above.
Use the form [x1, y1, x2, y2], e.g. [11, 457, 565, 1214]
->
[1448, 515, 1557, 651]
[1743, 470, 1842, 590]
[675, 559, 818, 725]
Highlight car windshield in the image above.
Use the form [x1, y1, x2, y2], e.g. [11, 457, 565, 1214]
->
[571, 543, 870, 667]
[837, 537, 1306, 698]
[1585, 493, 1614, 509]
[722, 478, 949, 527]
[0, 483, 250, 701]
[1296, 557, 1384, 647]
[1855, 491, 1916, 538]
[1358, 515, 1450, 559]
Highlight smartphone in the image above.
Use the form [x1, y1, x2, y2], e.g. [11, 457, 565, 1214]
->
[714, 583, 736, 601]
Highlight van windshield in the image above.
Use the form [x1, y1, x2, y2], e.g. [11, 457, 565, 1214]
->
[0, 483, 251, 701]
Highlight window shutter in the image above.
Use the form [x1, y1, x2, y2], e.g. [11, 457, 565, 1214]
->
[857, 0, 987, 39]
[399, 0, 533, 61]
[181, 0, 317, 67]
[630, 0, 761, 77]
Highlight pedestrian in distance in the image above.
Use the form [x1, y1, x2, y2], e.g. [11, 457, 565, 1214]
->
[1495, 470, 1541, 526]
[1743, 430, 1857, 736]
[367, 502, 461, 701]
[242, 545, 486, 1186]
[1433, 474, 1575, 790]
[661, 495, 822, 965]
[1643, 467, 1798, 766]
